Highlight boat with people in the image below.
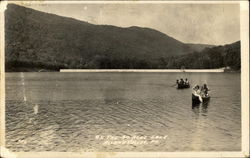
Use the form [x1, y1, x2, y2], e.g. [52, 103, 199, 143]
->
[192, 84, 210, 104]
[176, 78, 190, 89]
[177, 83, 190, 89]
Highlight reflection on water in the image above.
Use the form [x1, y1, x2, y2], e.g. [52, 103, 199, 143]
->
[6, 72, 241, 152]
[192, 101, 210, 115]
[192, 101, 209, 114]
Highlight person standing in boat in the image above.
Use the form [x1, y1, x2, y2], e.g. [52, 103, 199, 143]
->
[192, 85, 203, 102]
[201, 84, 209, 97]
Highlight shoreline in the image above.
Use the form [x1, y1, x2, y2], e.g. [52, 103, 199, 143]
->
[5, 69, 241, 73]
[60, 69, 226, 73]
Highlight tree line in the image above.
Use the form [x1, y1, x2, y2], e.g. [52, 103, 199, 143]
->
[5, 41, 240, 71]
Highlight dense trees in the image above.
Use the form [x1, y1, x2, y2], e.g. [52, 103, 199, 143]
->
[6, 41, 240, 71]
[157, 41, 240, 70]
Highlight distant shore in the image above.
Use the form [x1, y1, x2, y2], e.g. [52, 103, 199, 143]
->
[5, 68, 240, 73]
[60, 69, 227, 73]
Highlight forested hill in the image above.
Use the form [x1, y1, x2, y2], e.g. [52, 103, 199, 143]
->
[162, 41, 241, 70]
[6, 4, 196, 71]
[5, 4, 240, 71]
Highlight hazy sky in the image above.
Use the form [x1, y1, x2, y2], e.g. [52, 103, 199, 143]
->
[21, 3, 240, 45]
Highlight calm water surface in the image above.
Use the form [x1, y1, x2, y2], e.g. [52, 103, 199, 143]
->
[5, 72, 241, 151]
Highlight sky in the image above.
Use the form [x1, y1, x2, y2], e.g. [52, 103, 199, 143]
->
[20, 3, 240, 45]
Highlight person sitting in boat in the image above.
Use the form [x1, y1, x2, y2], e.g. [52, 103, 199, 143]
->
[172, 79, 179, 87]
[192, 85, 203, 102]
[179, 78, 184, 85]
[201, 84, 209, 97]
[184, 78, 189, 85]
[194, 85, 201, 94]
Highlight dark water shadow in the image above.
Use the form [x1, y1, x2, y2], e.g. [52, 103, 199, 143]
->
[192, 101, 210, 116]
[192, 103, 200, 115]
[201, 101, 210, 113]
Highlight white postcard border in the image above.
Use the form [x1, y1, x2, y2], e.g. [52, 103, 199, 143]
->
[0, 1, 249, 158]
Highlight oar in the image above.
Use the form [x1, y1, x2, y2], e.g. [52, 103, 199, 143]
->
[170, 84, 177, 87]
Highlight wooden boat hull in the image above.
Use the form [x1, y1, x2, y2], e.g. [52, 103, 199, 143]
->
[177, 84, 190, 89]
[192, 94, 210, 104]
[202, 95, 210, 103]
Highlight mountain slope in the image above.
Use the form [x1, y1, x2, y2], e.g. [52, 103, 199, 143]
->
[5, 4, 197, 71]
[186, 43, 215, 52]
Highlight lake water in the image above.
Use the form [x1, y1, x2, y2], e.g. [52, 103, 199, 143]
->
[5, 72, 241, 152]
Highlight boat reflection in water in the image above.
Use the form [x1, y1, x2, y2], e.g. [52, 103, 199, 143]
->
[192, 98, 210, 115]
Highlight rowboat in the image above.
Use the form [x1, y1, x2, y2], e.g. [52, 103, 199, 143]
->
[192, 94, 210, 104]
[177, 83, 190, 89]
